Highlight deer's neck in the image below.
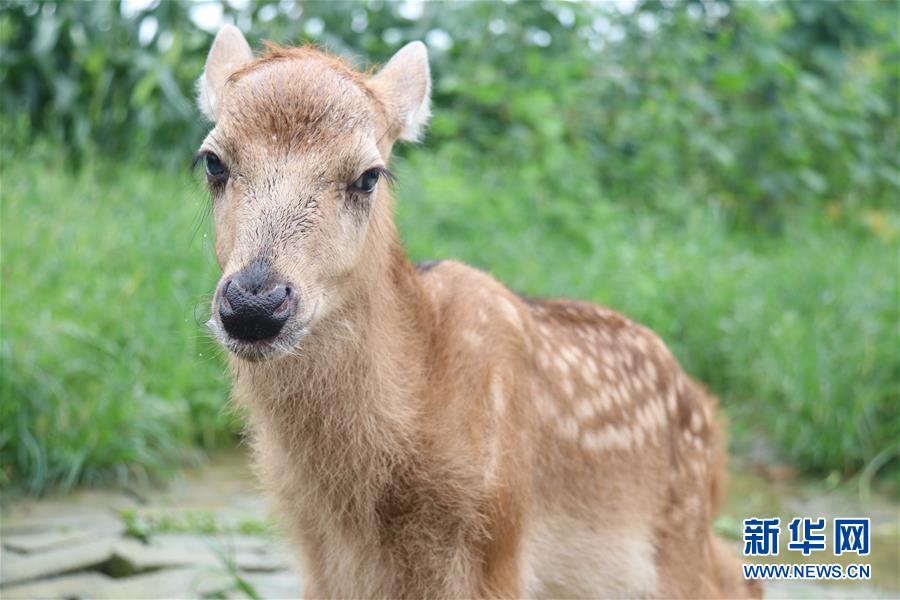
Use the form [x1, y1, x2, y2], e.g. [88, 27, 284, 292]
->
[232, 217, 432, 512]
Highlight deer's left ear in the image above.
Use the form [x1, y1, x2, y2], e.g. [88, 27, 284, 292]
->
[197, 25, 254, 122]
[370, 41, 431, 143]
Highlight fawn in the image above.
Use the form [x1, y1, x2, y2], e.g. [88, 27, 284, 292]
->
[196, 25, 760, 599]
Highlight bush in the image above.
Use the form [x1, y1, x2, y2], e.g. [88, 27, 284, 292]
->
[0, 151, 230, 493]
[1, 0, 897, 225]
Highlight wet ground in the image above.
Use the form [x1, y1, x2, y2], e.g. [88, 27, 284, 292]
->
[1, 450, 896, 599]
[722, 462, 899, 598]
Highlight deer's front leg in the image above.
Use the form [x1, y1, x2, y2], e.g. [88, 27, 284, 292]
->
[302, 576, 323, 599]
[477, 490, 527, 599]
[479, 548, 523, 599]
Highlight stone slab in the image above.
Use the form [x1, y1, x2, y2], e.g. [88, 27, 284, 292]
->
[102, 567, 232, 599]
[3, 523, 124, 554]
[0, 514, 124, 536]
[0, 538, 114, 586]
[232, 571, 303, 599]
[233, 550, 290, 572]
[1, 572, 113, 599]
[111, 538, 220, 571]
[0, 567, 234, 600]
[153, 532, 270, 553]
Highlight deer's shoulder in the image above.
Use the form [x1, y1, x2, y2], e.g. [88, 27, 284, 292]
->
[416, 260, 532, 339]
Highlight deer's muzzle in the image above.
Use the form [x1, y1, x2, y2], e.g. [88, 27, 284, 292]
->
[217, 262, 295, 342]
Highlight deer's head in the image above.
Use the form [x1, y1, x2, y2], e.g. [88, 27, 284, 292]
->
[196, 26, 430, 361]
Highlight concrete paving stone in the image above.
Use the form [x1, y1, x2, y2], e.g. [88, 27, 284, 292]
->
[231, 570, 303, 600]
[111, 538, 220, 571]
[1, 490, 135, 528]
[233, 550, 290, 572]
[1, 567, 234, 600]
[2, 523, 124, 553]
[109, 533, 290, 573]
[0, 538, 115, 586]
[0, 572, 114, 599]
[152, 532, 270, 554]
[0, 514, 124, 536]
[10, 566, 236, 600]
[129, 505, 254, 527]
[102, 567, 233, 599]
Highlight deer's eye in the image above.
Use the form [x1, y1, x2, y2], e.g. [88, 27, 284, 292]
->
[205, 153, 227, 179]
[350, 169, 380, 194]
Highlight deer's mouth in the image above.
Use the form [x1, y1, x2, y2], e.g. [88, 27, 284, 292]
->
[207, 293, 321, 362]
[207, 317, 312, 362]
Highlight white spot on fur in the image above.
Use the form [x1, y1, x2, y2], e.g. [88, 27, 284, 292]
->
[666, 387, 678, 415]
[645, 360, 657, 383]
[690, 410, 703, 433]
[554, 356, 571, 376]
[575, 398, 595, 421]
[535, 393, 559, 419]
[653, 398, 668, 429]
[632, 423, 646, 448]
[631, 374, 644, 393]
[633, 333, 648, 353]
[538, 352, 551, 370]
[636, 404, 649, 431]
[702, 400, 714, 423]
[580, 429, 605, 452]
[496, 295, 523, 331]
[616, 382, 629, 404]
[597, 389, 614, 412]
[462, 329, 481, 347]
[583, 425, 635, 452]
[490, 373, 506, 414]
[557, 416, 579, 441]
[560, 344, 581, 366]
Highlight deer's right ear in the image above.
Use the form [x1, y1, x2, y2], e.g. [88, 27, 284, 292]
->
[197, 25, 253, 122]
[370, 41, 431, 143]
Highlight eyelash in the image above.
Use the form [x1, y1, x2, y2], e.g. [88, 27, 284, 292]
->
[192, 151, 228, 187]
[349, 167, 395, 194]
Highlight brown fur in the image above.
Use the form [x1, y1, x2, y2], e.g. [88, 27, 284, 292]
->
[197, 33, 760, 599]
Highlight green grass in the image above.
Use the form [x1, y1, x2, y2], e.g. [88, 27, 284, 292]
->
[1, 151, 231, 494]
[1, 147, 898, 494]
[120, 508, 275, 541]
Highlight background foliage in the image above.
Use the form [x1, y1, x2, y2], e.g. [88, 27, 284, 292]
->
[1, 0, 898, 494]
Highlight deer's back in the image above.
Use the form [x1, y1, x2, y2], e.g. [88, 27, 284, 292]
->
[420, 260, 728, 598]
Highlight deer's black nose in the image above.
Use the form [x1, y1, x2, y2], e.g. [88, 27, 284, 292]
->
[218, 264, 294, 342]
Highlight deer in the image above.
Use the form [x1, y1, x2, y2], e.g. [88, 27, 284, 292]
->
[195, 25, 761, 599]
